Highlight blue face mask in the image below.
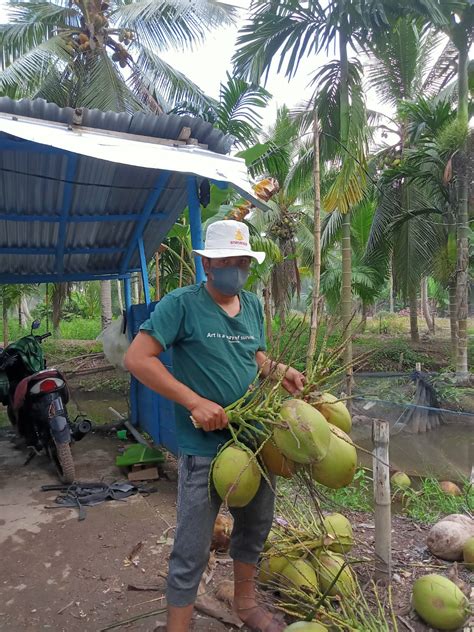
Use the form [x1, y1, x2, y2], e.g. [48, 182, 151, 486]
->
[210, 265, 249, 296]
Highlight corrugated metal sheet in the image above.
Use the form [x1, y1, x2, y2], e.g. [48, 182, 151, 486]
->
[0, 98, 241, 283]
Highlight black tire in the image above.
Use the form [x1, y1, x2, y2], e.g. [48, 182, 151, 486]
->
[54, 440, 76, 483]
[7, 404, 16, 426]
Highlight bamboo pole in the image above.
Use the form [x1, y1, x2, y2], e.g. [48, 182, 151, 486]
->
[372, 419, 391, 583]
[306, 107, 322, 375]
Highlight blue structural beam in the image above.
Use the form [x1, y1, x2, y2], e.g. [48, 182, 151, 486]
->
[187, 176, 205, 284]
[0, 271, 133, 284]
[56, 155, 79, 275]
[0, 246, 126, 255]
[138, 237, 151, 305]
[120, 170, 171, 275]
[0, 213, 166, 223]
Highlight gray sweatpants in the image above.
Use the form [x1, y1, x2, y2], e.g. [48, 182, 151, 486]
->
[166, 455, 275, 607]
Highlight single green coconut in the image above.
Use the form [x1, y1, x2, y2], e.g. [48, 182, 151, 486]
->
[314, 551, 356, 597]
[280, 558, 318, 592]
[412, 574, 471, 630]
[284, 622, 328, 631]
[463, 535, 474, 570]
[322, 513, 354, 554]
[391, 471, 411, 489]
[311, 392, 352, 434]
[212, 445, 260, 507]
[263, 527, 279, 552]
[258, 554, 289, 584]
[274, 399, 331, 465]
[311, 425, 357, 489]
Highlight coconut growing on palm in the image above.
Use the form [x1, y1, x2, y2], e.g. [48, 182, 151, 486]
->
[314, 551, 356, 597]
[310, 392, 352, 433]
[412, 574, 471, 630]
[261, 437, 296, 478]
[322, 513, 354, 554]
[311, 425, 357, 488]
[212, 445, 260, 507]
[273, 399, 330, 464]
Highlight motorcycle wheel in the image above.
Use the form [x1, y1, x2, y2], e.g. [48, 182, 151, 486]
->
[7, 404, 16, 426]
[53, 440, 76, 484]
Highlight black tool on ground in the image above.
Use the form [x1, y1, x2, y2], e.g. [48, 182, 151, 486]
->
[41, 481, 157, 521]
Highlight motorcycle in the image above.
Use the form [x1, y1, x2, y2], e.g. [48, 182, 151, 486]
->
[0, 320, 91, 482]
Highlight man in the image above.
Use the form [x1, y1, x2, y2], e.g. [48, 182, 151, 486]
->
[125, 219, 304, 632]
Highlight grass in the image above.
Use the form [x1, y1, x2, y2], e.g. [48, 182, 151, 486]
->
[398, 477, 473, 524]
[285, 468, 474, 525]
[0, 318, 102, 343]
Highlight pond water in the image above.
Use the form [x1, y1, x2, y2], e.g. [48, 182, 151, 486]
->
[353, 421, 473, 481]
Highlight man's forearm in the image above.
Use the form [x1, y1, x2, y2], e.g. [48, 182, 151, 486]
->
[256, 351, 288, 379]
[125, 356, 200, 411]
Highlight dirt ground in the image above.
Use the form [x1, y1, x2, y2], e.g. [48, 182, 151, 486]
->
[0, 432, 472, 632]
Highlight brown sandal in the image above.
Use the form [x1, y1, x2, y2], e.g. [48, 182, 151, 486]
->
[234, 605, 286, 632]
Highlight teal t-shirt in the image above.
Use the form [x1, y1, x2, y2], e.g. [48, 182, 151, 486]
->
[139, 283, 266, 456]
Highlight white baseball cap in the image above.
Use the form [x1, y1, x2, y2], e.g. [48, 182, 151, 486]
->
[192, 220, 266, 264]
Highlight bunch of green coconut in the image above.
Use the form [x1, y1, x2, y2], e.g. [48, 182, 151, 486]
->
[211, 391, 363, 628]
[212, 391, 356, 508]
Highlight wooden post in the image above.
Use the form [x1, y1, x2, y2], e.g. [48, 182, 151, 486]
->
[372, 419, 391, 582]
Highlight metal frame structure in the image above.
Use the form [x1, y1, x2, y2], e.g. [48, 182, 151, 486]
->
[0, 98, 265, 453]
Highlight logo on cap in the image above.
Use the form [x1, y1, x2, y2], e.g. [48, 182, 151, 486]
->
[235, 229, 244, 241]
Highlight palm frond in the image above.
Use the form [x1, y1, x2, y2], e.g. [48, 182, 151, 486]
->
[114, 0, 236, 53]
[129, 45, 211, 112]
[233, 0, 325, 83]
[0, 34, 70, 97]
[78, 50, 143, 112]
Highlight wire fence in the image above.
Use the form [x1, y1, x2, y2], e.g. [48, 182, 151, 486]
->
[350, 371, 473, 481]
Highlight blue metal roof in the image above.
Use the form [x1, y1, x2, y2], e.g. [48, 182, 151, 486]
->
[0, 98, 241, 284]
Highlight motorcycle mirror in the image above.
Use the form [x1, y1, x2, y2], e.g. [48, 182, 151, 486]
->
[31, 319, 41, 331]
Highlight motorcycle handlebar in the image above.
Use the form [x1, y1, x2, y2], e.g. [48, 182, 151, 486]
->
[37, 332, 52, 342]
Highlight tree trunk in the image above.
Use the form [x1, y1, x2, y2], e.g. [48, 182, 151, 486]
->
[2, 297, 8, 348]
[409, 288, 419, 343]
[339, 28, 353, 396]
[454, 40, 469, 380]
[421, 277, 434, 334]
[116, 279, 124, 313]
[132, 273, 140, 304]
[100, 280, 113, 330]
[52, 283, 67, 334]
[21, 296, 31, 324]
[449, 279, 458, 365]
[360, 301, 368, 333]
[389, 257, 394, 313]
[306, 107, 322, 375]
[263, 287, 273, 345]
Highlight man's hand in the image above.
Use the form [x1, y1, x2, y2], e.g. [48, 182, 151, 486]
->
[282, 367, 305, 395]
[189, 397, 228, 432]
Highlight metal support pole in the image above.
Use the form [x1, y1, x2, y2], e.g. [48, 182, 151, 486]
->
[138, 237, 151, 306]
[372, 419, 392, 582]
[187, 176, 205, 284]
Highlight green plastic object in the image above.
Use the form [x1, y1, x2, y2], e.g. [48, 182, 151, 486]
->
[116, 430, 128, 441]
[116, 444, 165, 468]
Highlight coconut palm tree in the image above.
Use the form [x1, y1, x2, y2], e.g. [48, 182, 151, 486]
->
[0, 0, 236, 112]
[365, 17, 459, 342]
